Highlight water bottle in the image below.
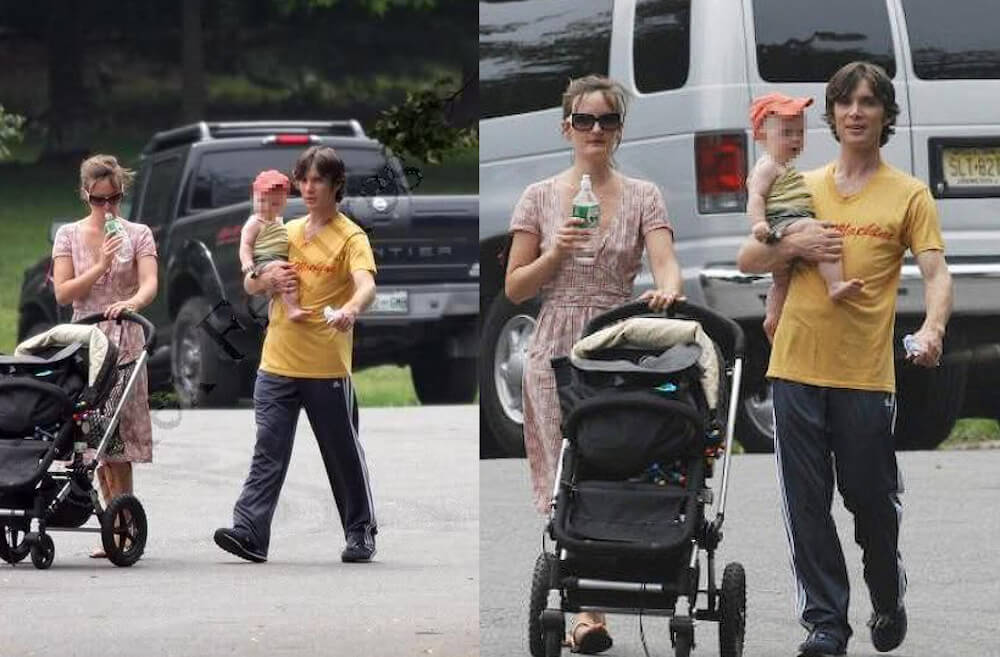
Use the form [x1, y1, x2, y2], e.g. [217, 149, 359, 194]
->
[103, 212, 133, 263]
[902, 334, 923, 358]
[572, 174, 600, 265]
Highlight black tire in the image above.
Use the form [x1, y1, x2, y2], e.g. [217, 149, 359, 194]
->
[410, 343, 477, 405]
[0, 522, 30, 564]
[719, 562, 747, 657]
[479, 295, 539, 457]
[736, 381, 775, 453]
[101, 494, 147, 567]
[544, 630, 562, 657]
[894, 359, 968, 450]
[171, 296, 241, 408]
[529, 552, 558, 657]
[673, 630, 693, 657]
[30, 534, 54, 570]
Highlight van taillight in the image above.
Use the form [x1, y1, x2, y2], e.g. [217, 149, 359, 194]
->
[274, 134, 311, 145]
[695, 132, 748, 214]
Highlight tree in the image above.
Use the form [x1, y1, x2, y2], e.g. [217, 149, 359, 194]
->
[42, 0, 91, 160]
[0, 106, 26, 160]
[182, 0, 206, 122]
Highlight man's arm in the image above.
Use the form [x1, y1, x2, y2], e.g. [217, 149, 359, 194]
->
[737, 220, 844, 274]
[908, 249, 952, 368]
[327, 269, 376, 332]
[243, 262, 296, 296]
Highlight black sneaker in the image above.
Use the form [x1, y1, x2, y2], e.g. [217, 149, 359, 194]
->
[798, 629, 847, 657]
[213, 527, 267, 563]
[341, 531, 376, 563]
[869, 605, 907, 653]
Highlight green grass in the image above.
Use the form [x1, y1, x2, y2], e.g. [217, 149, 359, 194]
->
[941, 417, 1000, 448]
[353, 365, 419, 407]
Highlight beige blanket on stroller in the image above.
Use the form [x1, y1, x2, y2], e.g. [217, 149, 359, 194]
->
[15, 325, 111, 388]
[571, 317, 721, 410]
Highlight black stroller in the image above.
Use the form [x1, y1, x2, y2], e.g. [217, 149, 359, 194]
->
[528, 301, 747, 657]
[0, 312, 155, 569]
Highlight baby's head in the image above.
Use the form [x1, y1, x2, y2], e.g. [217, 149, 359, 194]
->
[750, 93, 812, 165]
[252, 169, 290, 219]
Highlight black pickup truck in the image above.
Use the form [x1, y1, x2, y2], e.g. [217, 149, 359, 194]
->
[17, 121, 479, 406]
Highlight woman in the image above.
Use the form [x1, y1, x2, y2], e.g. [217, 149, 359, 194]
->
[51, 154, 158, 558]
[504, 75, 683, 654]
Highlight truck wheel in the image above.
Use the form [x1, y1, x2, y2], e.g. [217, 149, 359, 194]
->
[479, 295, 538, 458]
[172, 296, 240, 408]
[894, 359, 968, 450]
[410, 345, 477, 405]
[736, 382, 775, 453]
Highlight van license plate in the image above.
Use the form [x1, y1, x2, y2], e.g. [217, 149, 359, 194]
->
[942, 148, 1000, 188]
[369, 290, 408, 314]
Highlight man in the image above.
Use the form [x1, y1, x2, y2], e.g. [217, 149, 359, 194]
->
[737, 61, 952, 656]
[214, 145, 379, 563]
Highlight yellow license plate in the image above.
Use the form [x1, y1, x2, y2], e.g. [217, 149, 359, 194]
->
[942, 147, 1000, 188]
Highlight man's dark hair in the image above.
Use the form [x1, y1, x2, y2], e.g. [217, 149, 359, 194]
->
[292, 146, 347, 202]
[823, 61, 899, 147]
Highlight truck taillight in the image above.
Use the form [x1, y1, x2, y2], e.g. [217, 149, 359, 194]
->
[695, 132, 748, 214]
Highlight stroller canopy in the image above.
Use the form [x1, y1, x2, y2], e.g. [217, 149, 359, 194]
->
[570, 317, 721, 410]
[14, 325, 112, 388]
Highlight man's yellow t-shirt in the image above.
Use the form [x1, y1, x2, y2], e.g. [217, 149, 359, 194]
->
[766, 162, 943, 393]
[259, 214, 376, 378]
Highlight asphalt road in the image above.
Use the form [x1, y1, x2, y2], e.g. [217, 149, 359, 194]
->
[0, 406, 478, 657]
[481, 450, 1000, 657]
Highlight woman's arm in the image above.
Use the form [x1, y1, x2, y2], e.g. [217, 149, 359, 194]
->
[638, 228, 684, 311]
[52, 233, 124, 305]
[106, 255, 159, 319]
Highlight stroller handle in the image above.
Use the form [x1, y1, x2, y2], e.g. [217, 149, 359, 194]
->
[73, 311, 157, 353]
[583, 299, 745, 362]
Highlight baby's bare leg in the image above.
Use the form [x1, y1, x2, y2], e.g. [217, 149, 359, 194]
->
[262, 260, 311, 321]
[763, 268, 790, 343]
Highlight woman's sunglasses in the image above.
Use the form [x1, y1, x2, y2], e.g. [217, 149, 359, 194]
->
[570, 112, 622, 132]
[88, 192, 123, 206]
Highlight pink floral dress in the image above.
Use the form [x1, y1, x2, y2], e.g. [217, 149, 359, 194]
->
[52, 219, 157, 463]
[509, 175, 673, 513]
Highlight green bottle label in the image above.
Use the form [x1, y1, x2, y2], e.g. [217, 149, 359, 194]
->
[571, 203, 600, 228]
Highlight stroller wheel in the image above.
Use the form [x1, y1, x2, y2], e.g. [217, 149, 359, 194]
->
[101, 495, 147, 567]
[718, 562, 747, 657]
[29, 534, 54, 570]
[0, 523, 31, 565]
[529, 552, 561, 657]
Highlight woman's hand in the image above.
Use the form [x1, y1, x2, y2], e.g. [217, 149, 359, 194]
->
[105, 300, 137, 319]
[638, 289, 685, 312]
[553, 217, 593, 258]
[97, 233, 125, 272]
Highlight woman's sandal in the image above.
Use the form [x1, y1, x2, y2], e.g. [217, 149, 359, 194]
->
[565, 620, 613, 654]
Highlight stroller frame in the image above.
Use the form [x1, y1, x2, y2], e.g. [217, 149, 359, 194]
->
[529, 301, 747, 657]
[0, 312, 156, 569]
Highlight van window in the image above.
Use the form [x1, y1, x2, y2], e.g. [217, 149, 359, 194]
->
[480, 0, 614, 119]
[903, 0, 1000, 80]
[138, 156, 182, 230]
[753, 0, 896, 82]
[633, 0, 691, 94]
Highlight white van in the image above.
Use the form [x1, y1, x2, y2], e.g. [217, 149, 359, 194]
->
[479, 0, 1000, 456]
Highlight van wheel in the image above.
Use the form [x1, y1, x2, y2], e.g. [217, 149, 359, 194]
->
[736, 382, 775, 453]
[894, 359, 968, 450]
[479, 295, 539, 457]
[172, 296, 240, 408]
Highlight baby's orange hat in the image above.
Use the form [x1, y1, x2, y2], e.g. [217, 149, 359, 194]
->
[750, 93, 813, 139]
[252, 169, 290, 194]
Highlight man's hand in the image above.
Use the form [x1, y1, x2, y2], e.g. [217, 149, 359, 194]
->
[261, 263, 297, 295]
[325, 306, 358, 332]
[907, 326, 943, 368]
[781, 221, 843, 263]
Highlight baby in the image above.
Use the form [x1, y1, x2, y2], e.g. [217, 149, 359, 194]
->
[239, 169, 310, 321]
[747, 93, 863, 341]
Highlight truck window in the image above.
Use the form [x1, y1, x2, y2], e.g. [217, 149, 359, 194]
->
[188, 147, 404, 211]
[633, 0, 691, 94]
[480, 0, 614, 119]
[753, 0, 896, 82]
[137, 156, 182, 230]
[903, 0, 1000, 80]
